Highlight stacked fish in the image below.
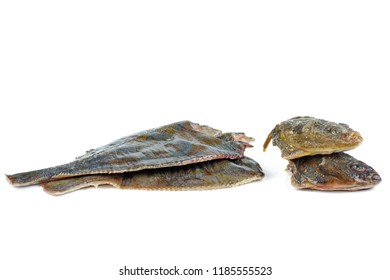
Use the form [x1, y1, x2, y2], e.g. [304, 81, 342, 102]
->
[6, 121, 264, 195]
[263, 116, 381, 191]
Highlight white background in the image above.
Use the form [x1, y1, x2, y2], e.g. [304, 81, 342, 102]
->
[0, 1, 389, 279]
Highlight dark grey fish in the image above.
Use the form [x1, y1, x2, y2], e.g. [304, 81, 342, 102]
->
[287, 152, 381, 191]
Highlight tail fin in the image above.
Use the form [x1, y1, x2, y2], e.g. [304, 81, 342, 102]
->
[6, 167, 58, 187]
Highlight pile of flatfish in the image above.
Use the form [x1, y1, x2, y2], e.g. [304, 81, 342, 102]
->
[6, 121, 264, 195]
[263, 116, 381, 191]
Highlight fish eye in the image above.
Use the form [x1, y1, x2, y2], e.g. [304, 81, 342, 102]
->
[350, 163, 367, 172]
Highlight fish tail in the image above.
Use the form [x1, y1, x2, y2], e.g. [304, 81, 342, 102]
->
[6, 167, 58, 187]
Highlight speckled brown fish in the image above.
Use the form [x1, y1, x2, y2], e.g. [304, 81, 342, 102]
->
[287, 152, 381, 191]
[263, 116, 363, 159]
[42, 157, 264, 195]
[6, 121, 264, 194]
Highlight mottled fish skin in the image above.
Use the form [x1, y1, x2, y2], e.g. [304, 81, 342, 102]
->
[287, 152, 381, 191]
[263, 116, 363, 159]
[6, 121, 253, 187]
[42, 157, 264, 195]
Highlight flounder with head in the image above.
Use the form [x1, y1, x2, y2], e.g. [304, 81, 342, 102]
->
[263, 116, 363, 159]
[287, 152, 381, 191]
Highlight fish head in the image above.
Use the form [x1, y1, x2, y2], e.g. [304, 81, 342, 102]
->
[347, 160, 382, 189]
[313, 153, 381, 191]
[288, 152, 381, 191]
[276, 117, 363, 159]
[318, 121, 363, 150]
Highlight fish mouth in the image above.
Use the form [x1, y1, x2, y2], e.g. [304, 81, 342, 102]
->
[353, 171, 382, 187]
[342, 131, 363, 146]
[368, 173, 382, 184]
